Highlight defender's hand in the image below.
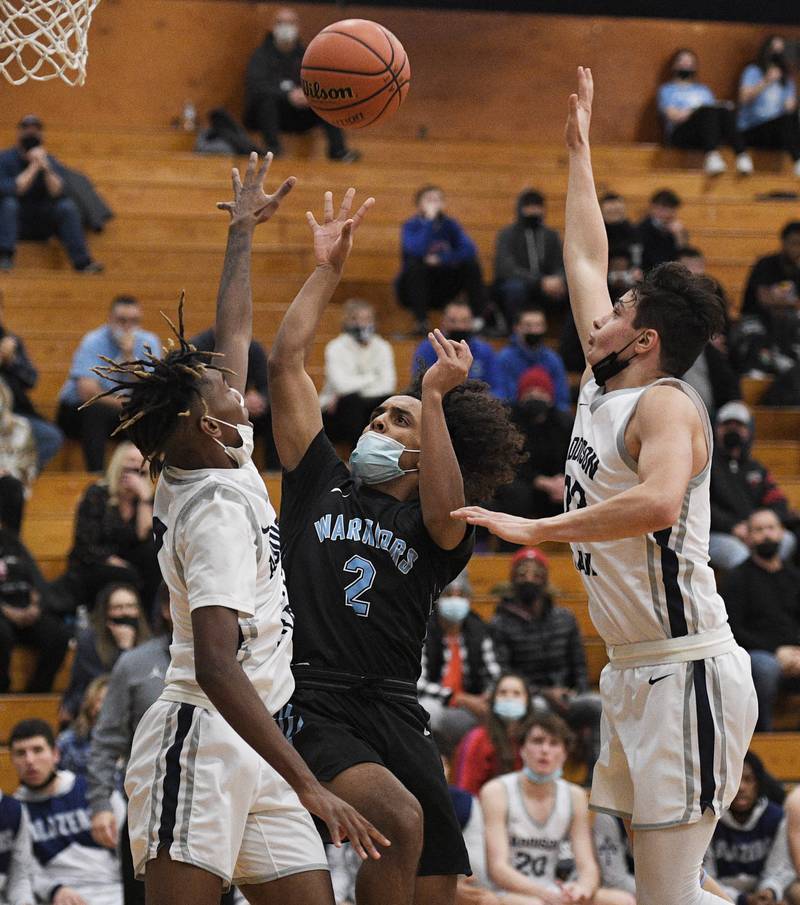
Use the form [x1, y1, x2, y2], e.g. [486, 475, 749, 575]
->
[565, 66, 593, 152]
[217, 152, 296, 228]
[298, 784, 390, 861]
[450, 506, 545, 546]
[306, 187, 374, 273]
[421, 329, 472, 396]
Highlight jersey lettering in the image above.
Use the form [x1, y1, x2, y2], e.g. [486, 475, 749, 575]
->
[512, 851, 548, 877]
[566, 436, 600, 480]
[564, 475, 587, 512]
[343, 555, 376, 617]
[574, 549, 598, 576]
[314, 513, 419, 574]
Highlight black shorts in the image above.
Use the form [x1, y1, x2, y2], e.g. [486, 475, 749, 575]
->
[287, 686, 470, 877]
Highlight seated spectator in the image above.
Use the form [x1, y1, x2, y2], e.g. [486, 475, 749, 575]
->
[784, 786, 800, 905]
[0, 291, 63, 469]
[725, 508, 800, 732]
[493, 189, 568, 322]
[411, 299, 499, 392]
[658, 48, 749, 175]
[607, 246, 642, 302]
[490, 547, 601, 773]
[0, 115, 102, 273]
[243, 7, 358, 162]
[481, 714, 602, 904]
[593, 813, 636, 903]
[0, 788, 35, 905]
[710, 403, 798, 570]
[62, 582, 149, 720]
[600, 192, 641, 264]
[703, 751, 793, 904]
[0, 377, 36, 535]
[495, 308, 570, 409]
[10, 719, 123, 905]
[491, 367, 572, 530]
[190, 325, 279, 468]
[638, 188, 689, 272]
[57, 295, 160, 472]
[418, 572, 499, 755]
[453, 672, 531, 796]
[396, 185, 486, 335]
[58, 442, 159, 614]
[319, 298, 397, 448]
[56, 676, 108, 778]
[448, 784, 493, 901]
[738, 36, 800, 177]
[0, 526, 70, 694]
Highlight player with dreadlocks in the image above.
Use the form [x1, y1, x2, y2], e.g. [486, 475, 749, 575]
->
[94, 154, 387, 905]
[268, 190, 526, 905]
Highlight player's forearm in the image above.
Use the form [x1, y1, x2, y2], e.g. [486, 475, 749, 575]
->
[15, 163, 39, 196]
[564, 147, 608, 279]
[419, 388, 466, 547]
[270, 264, 342, 368]
[43, 167, 63, 197]
[214, 223, 255, 378]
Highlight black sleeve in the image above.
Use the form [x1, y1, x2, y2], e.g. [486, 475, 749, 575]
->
[280, 430, 349, 532]
[392, 502, 475, 585]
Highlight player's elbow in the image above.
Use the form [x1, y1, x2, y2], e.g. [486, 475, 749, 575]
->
[268, 347, 302, 379]
[194, 649, 234, 698]
[649, 493, 683, 531]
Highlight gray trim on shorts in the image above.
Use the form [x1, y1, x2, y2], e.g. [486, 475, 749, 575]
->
[232, 862, 331, 888]
[680, 661, 696, 824]
[707, 657, 729, 813]
[178, 710, 203, 862]
[137, 850, 233, 891]
[146, 702, 180, 852]
[632, 813, 701, 830]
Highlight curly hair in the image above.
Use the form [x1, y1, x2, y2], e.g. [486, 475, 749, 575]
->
[407, 375, 526, 504]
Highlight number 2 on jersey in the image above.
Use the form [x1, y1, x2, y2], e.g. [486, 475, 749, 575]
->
[343, 555, 376, 617]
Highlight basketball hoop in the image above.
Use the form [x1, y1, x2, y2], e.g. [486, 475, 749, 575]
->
[0, 0, 101, 86]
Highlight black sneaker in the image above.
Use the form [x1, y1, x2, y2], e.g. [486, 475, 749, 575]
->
[76, 260, 104, 274]
[0, 253, 13, 272]
[329, 149, 362, 163]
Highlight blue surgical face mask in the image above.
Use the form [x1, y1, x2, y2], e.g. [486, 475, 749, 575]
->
[493, 698, 527, 721]
[349, 431, 419, 485]
[438, 595, 470, 623]
[524, 765, 563, 784]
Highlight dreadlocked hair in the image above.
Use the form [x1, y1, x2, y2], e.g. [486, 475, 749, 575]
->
[79, 292, 234, 478]
[407, 375, 526, 504]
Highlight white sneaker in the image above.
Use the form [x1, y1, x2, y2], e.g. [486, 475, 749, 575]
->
[736, 153, 754, 175]
[704, 150, 727, 176]
[794, 159, 800, 178]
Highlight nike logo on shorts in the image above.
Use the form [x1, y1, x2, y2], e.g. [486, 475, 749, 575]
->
[648, 673, 674, 685]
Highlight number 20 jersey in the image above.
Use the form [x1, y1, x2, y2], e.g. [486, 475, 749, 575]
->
[565, 377, 729, 647]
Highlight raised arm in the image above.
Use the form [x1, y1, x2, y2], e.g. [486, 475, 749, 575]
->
[215, 152, 295, 394]
[268, 188, 374, 471]
[563, 66, 613, 362]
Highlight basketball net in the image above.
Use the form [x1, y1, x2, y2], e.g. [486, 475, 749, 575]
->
[0, 0, 101, 86]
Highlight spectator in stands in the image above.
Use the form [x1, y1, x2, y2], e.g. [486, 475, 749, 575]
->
[738, 36, 800, 176]
[703, 751, 793, 903]
[725, 508, 800, 732]
[0, 378, 36, 536]
[59, 442, 159, 614]
[57, 295, 159, 472]
[10, 718, 123, 905]
[418, 571, 500, 755]
[0, 292, 63, 469]
[490, 367, 572, 532]
[319, 298, 397, 448]
[411, 299, 499, 392]
[62, 582, 149, 720]
[0, 526, 70, 694]
[448, 787, 497, 905]
[600, 192, 640, 265]
[56, 676, 108, 778]
[243, 7, 358, 162]
[453, 672, 532, 796]
[710, 402, 798, 570]
[396, 185, 487, 335]
[495, 308, 570, 409]
[606, 246, 642, 303]
[0, 788, 35, 905]
[493, 189, 568, 323]
[658, 48, 750, 176]
[0, 115, 103, 274]
[784, 787, 800, 905]
[638, 188, 689, 272]
[593, 814, 636, 903]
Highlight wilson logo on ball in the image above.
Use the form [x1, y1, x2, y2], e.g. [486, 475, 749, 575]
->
[302, 80, 355, 102]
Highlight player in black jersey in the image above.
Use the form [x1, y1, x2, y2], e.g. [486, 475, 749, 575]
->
[268, 188, 525, 905]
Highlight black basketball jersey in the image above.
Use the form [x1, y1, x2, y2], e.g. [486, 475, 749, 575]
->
[280, 431, 474, 683]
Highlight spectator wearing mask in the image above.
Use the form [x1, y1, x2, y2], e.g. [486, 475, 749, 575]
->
[738, 36, 800, 177]
[411, 299, 500, 392]
[493, 190, 568, 323]
[319, 298, 397, 448]
[56, 677, 108, 778]
[453, 672, 532, 796]
[606, 247, 642, 303]
[0, 378, 36, 536]
[0, 527, 71, 694]
[243, 7, 358, 162]
[725, 508, 800, 732]
[0, 293, 63, 469]
[0, 790, 35, 905]
[710, 402, 798, 570]
[57, 295, 159, 472]
[61, 582, 150, 721]
[638, 188, 689, 273]
[658, 49, 750, 175]
[600, 193, 641, 265]
[396, 185, 487, 335]
[11, 719, 123, 905]
[0, 115, 103, 273]
[495, 308, 570, 409]
[418, 572, 501, 755]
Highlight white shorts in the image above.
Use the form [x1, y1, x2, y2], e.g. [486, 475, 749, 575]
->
[125, 698, 328, 889]
[590, 645, 758, 830]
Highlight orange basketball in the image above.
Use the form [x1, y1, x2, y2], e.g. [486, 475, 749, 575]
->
[301, 19, 410, 130]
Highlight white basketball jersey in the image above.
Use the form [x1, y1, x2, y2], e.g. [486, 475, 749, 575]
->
[565, 377, 728, 646]
[153, 460, 294, 715]
[498, 773, 573, 884]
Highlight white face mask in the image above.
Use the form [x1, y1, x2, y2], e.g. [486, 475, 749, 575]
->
[205, 418, 254, 467]
[274, 23, 298, 44]
[349, 431, 419, 485]
[438, 595, 471, 623]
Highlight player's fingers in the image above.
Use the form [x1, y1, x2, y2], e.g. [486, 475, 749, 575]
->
[257, 151, 273, 184]
[306, 210, 319, 230]
[270, 175, 297, 204]
[428, 331, 448, 361]
[432, 328, 457, 358]
[349, 816, 388, 860]
[340, 219, 353, 243]
[323, 190, 334, 222]
[338, 186, 356, 219]
[245, 151, 258, 180]
[231, 167, 243, 196]
[216, 202, 234, 212]
[350, 196, 375, 230]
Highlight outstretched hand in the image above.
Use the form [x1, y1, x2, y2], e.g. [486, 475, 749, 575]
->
[307, 187, 375, 272]
[217, 151, 296, 227]
[421, 328, 473, 396]
[450, 506, 545, 546]
[565, 65, 593, 152]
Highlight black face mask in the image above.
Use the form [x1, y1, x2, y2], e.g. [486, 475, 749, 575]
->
[722, 430, 745, 452]
[448, 330, 472, 344]
[591, 332, 645, 387]
[21, 769, 58, 791]
[523, 332, 545, 349]
[754, 540, 780, 560]
[108, 616, 139, 629]
[514, 581, 543, 605]
[673, 69, 696, 80]
[769, 53, 786, 68]
[522, 214, 543, 228]
[345, 325, 373, 345]
[518, 399, 550, 422]
[20, 134, 41, 151]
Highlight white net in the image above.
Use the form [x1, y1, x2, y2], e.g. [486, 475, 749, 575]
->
[0, 0, 101, 86]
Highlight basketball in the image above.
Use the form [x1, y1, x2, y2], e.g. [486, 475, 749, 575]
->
[301, 19, 410, 130]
